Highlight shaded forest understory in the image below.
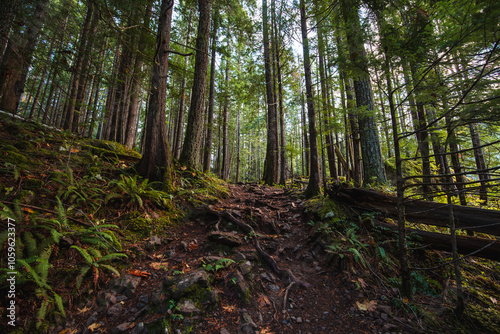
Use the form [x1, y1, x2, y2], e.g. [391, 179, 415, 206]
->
[1, 0, 500, 332]
[0, 112, 499, 333]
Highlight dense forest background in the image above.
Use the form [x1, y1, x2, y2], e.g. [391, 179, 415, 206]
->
[0, 0, 500, 332]
[1, 0, 499, 200]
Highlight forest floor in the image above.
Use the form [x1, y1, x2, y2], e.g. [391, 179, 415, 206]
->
[61, 183, 416, 334]
[1, 113, 499, 334]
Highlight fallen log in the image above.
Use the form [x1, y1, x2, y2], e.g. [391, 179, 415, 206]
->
[328, 186, 500, 236]
[375, 221, 500, 262]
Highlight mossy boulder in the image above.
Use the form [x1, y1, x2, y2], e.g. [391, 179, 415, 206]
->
[163, 269, 211, 300]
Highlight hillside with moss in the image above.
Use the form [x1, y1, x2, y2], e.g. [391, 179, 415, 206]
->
[1, 114, 499, 334]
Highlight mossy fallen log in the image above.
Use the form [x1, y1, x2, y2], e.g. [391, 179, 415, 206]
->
[328, 185, 500, 236]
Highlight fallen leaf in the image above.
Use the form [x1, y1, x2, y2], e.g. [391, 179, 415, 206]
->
[357, 277, 367, 289]
[180, 166, 187, 171]
[87, 323, 101, 332]
[491, 297, 498, 304]
[22, 208, 34, 214]
[70, 148, 79, 153]
[77, 306, 91, 314]
[129, 269, 151, 277]
[356, 299, 377, 312]
[150, 262, 169, 270]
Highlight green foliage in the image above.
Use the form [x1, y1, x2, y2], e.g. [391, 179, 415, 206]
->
[71, 245, 127, 289]
[17, 247, 66, 329]
[201, 258, 235, 272]
[56, 167, 106, 212]
[106, 174, 173, 209]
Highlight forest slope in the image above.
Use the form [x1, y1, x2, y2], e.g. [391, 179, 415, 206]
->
[0, 115, 499, 333]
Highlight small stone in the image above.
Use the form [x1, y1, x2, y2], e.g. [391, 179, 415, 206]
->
[114, 322, 133, 333]
[268, 284, 280, 291]
[150, 235, 161, 245]
[220, 329, 230, 334]
[177, 299, 200, 316]
[296, 317, 303, 323]
[381, 313, 388, 321]
[107, 303, 123, 316]
[112, 275, 142, 299]
[208, 231, 243, 247]
[164, 269, 210, 299]
[131, 322, 144, 334]
[234, 253, 246, 262]
[239, 261, 252, 276]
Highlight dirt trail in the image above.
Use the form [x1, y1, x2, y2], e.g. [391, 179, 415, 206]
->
[65, 184, 409, 334]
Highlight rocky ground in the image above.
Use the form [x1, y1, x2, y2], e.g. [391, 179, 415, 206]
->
[55, 183, 419, 334]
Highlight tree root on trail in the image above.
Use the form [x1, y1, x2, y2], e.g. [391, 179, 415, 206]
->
[206, 207, 311, 289]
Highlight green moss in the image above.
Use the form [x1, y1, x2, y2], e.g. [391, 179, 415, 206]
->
[14, 140, 33, 150]
[84, 139, 141, 159]
[81, 145, 120, 162]
[1, 150, 29, 165]
[463, 303, 500, 333]
[305, 194, 346, 220]
[1, 144, 19, 152]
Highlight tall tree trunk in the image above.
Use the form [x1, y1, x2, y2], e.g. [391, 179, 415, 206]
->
[0, 0, 49, 113]
[262, 0, 278, 185]
[300, 91, 309, 176]
[221, 55, 230, 180]
[0, 0, 20, 58]
[63, 1, 93, 131]
[73, 6, 99, 133]
[272, 0, 287, 186]
[173, 11, 193, 159]
[179, 0, 212, 169]
[125, 2, 153, 149]
[136, 0, 174, 183]
[317, 18, 336, 180]
[300, 0, 321, 197]
[203, 12, 218, 172]
[341, 0, 386, 185]
[236, 106, 241, 182]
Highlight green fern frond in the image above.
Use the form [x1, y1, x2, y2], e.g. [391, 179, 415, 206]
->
[36, 299, 50, 329]
[55, 197, 68, 227]
[71, 246, 94, 265]
[23, 231, 38, 258]
[18, 259, 51, 291]
[76, 266, 91, 289]
[53, 292, 66, 317]
[88, 247, 102, 259]
[98, 253, 127, 263]
[99, 264, 120, 276]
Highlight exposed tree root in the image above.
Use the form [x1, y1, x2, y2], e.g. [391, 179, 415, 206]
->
[206, 207, 311, 289]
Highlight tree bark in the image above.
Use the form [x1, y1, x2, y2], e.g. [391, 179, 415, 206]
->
[179, 0, 212, 170]
[203, 12, 218, 172]
[136, 0, 174, 183]
[262, 0, 279, 185]
[63, 1, 93, 131]
[300, 0, 321, 197]
[341, 0, 386, 185]
[173, 11, 194, 159]
[0, 0, 49, 114]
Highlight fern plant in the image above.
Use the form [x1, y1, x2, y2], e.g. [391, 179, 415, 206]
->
[56, 167, 105, 212]
[106, 174, 172, 209]
[17, 246, 65, 329]
[71, 245, 127, 288]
